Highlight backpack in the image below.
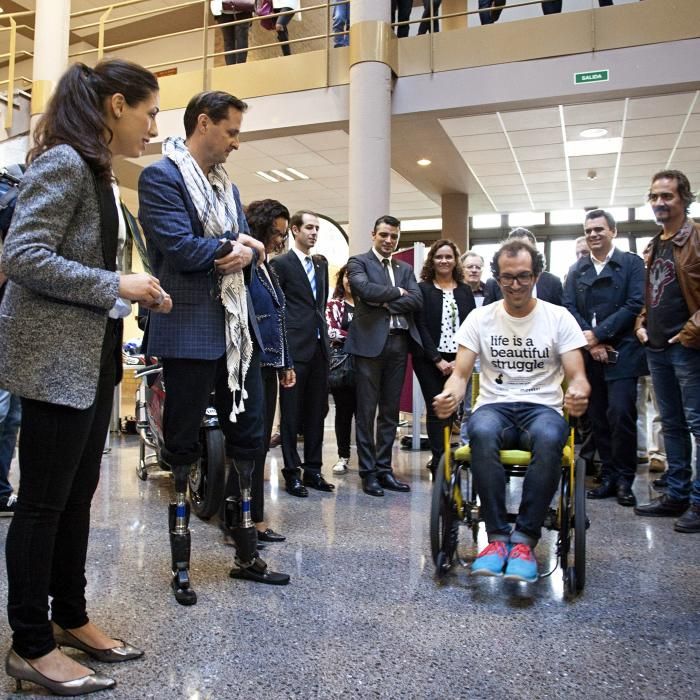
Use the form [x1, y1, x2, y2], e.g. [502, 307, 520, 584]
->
[0, 164, 25, 241]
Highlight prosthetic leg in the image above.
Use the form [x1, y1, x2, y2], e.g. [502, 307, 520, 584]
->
[169, 465, 197, 605]
[224, 459, 290, 585]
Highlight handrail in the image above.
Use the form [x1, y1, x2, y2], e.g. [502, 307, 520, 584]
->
[0, 9, 35, 130]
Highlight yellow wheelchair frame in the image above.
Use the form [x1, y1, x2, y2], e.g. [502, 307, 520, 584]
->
[429, 376, 587, 596]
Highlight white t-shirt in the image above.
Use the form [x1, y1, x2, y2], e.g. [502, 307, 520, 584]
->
[456, 300, 586, 414]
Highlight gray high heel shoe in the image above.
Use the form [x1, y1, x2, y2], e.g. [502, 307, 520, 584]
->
[51, 623, 144, 663]
[5, 648, 116, 696]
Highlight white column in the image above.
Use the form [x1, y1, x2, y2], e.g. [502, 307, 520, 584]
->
[31, 0, 71, 133]
[348, 1, 392, 255]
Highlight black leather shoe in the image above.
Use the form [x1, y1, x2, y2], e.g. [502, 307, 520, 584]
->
[378, 472, 411, 492]
[362, 474, 384, 497]
[616, 482, 636, 507]
[285, 478, 308, 497]
[674, 504, 700, 533]
[258, 528, 286, 543]
[587, 479, 616, 499]
[303, 473, 335, 492]
[229, 554, 290, 585]
[634, 495, 689, 517]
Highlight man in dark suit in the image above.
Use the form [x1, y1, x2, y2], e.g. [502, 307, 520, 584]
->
[563, 209, 646, 507]
[345, 215, 423, 497]
[484, 228, 563, 306]
[139, 91, 289, 602]
[270, 210, 334, 497]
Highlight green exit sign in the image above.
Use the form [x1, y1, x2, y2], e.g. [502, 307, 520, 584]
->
[575, 69, 609, 85]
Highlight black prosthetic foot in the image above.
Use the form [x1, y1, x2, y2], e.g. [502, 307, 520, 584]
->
[171, 566, 197, 605]
[229, 554, 290, 586]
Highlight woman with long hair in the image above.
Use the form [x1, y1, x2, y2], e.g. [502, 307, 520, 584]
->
[239, 199, 295, 542]
[325, 264, 356, 474]
[0, 59, 168, 695]
[414, 239, 475, 474]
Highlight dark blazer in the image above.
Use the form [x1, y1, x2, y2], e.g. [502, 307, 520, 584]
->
[484, 270, 564, 306]
[249, 262, 292, 369]
[563, 247, 647, 380]
[416, 281, 476, 362]
[345, 249, 423, 358]
[270, 250, 330, 363]
[138, 157, 261, 359]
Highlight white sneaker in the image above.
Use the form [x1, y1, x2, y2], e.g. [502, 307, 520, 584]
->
[332, 457, 349, 474]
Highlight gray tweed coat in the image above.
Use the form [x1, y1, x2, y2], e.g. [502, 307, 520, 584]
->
[0, 145, 121, 409]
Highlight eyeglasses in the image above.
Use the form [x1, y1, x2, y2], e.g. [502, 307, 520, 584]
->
[497, 272, 534, 287]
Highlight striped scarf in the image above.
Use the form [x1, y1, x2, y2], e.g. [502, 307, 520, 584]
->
[163, 137, 252, 420]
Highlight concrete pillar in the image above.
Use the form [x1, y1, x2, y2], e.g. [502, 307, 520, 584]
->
[441, 192, 469, 253]
[441, 0, 468, 31]
[31, 0, 71, 135]
[347, 1, 395, 255]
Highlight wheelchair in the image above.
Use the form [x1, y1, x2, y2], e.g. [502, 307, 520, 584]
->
[429, 378, 588, 597]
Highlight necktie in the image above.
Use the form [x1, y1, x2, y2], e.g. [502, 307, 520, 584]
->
[382, 257, 392, 283]
[305, 256, 317, 299]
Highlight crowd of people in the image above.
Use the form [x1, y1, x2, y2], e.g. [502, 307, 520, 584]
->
[0, 49, 697, 696]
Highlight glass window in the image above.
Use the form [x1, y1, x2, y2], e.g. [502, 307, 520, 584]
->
[550, 209, 586, 225]
[508, 211, 545, 228]
[472, 213, 502, 229]
[470, 242, 501, 279]
[635, 204, 655, 221]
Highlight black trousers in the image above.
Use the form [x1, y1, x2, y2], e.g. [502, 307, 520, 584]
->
[479, 0, 506, 25]
[413, 352, 456, 461]
[418, 0, 442, 34]
[216, 13, 251, 64]
[330, 384, 356, 459]
[354, 333, 408, 478]
[6, 320, 119, 659]
[392, 0, 413, 37]
[585, 357, 638, 486]
[279, 341, 328, 481]
[161, 347, 265, 471]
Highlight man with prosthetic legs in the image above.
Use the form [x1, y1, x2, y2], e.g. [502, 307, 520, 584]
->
[139, 91, 289, 604]
[435, 239, 590, 582]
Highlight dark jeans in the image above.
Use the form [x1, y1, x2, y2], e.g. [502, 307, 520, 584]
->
[279, 341, 328, 480]
[331, 384, 356, 459]
[418, 0, 442, 34]
[647, 344, 700, 505]
[542, 0, 613, 13]
[354, 334, 408, 478]
[216, 12, 251, 64]
[161, 347, 265, 472]
[585, 357, 638, 486]
[392, 0, 413, 38]
[273, 7, 294, 56]
[469, 402, 569, 545]
[0, 389, 21, 498]
[413, 352, 455, 461]
[332, 3, 349, 47]
[6, 320, 119, 659]
[479, 0, 506, 25]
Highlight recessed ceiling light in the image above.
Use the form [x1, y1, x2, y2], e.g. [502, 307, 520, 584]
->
[286, 167, 309, 180]
[579, 128, 608, 139]
[417, 158, 431, 166]
[271, 169, 294, 181]
[565, 137, 622, 158]
[256, 171, 279, 183]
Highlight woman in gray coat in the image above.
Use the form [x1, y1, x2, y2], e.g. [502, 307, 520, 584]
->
[0, 60, 169, 695]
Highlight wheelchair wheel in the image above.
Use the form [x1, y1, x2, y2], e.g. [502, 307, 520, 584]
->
[559, 467, 572, 581]
[573, 457, 586, 592]
[189, 428, 225, 520]
[430, 453, 459, 576]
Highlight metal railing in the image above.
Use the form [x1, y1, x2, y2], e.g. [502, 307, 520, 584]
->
[0, 10, 34, 129]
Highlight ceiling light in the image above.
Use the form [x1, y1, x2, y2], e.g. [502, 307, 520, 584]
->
[565, 137, 622, 158]
[579, 128, 608, 139]
[271, 169, 294, 181]
[255, 171, 279, 183]
[587, 170, 597, 180]
[286, 167, 309, 180]
[417, 158, 431, 166]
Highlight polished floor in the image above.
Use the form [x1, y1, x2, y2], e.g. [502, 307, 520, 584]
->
[0, 412, 698, 700]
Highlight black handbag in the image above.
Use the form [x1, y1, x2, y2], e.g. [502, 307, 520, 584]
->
[222, 0, 255, 13]
[328, 345, 354, 390]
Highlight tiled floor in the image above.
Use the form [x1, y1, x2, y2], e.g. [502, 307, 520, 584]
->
[0, 416, 698, 699]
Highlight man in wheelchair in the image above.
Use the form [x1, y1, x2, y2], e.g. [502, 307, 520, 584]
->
[434, 239, 590, 582]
